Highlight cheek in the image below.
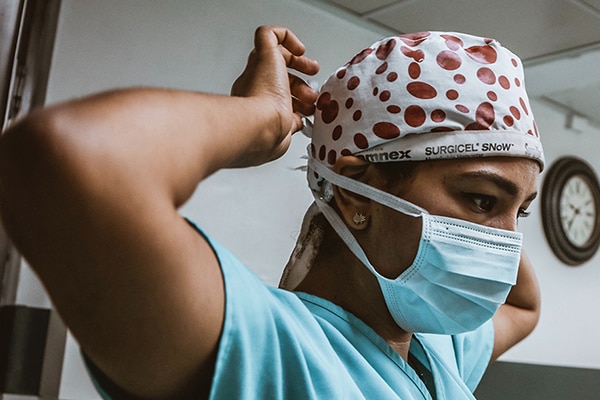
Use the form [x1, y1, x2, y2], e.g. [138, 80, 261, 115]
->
[372, 205, 422, 279]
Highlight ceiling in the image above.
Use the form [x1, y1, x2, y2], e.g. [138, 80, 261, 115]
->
[303, 0, 600, 127]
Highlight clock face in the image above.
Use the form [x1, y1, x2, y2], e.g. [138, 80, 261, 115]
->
[559, 175, 597, 247]
[542, 157, 600, 266]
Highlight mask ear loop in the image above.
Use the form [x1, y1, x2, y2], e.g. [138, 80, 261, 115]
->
[311, 192, 388, 280]
[308, 158, 427, 282]
[308, 158, 427, 218]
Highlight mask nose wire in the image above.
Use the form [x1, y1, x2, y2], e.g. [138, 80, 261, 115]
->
[308, 158, 427, 218]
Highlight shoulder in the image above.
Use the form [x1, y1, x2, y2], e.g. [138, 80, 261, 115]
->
[195, 225, 355, 398]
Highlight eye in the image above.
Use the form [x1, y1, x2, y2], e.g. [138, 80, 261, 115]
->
[517, 208, 531, 219]
[465, 193, 496, 213]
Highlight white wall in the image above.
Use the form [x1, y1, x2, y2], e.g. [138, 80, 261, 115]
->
[15, 0, 598, 398]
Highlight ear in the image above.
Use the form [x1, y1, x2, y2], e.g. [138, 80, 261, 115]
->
[331, 156, 374, 231]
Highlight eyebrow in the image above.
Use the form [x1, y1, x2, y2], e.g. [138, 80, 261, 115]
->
[457, 171, 538, 201]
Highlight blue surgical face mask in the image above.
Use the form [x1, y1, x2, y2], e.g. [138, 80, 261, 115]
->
[309, 159, 522, 334]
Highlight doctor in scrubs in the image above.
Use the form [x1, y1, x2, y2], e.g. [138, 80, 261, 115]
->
[0, 26, 542, 399]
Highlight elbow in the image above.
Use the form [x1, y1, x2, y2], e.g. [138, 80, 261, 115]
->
[518, 302, 541, 341]
[0, 108, 73, 248]
[1, 107, 66, 184]
[526, 301, 541, 339]
[1, 107, 67, 169]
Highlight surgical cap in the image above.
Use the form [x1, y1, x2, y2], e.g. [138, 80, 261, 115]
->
[307, 31, 544, 194]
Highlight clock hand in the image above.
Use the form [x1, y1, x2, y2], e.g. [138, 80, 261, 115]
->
[567, 216, 576, 231]
[566, 205, 579, 231]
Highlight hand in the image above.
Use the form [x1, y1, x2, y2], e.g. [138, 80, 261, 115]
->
[231, 26, 319, 163]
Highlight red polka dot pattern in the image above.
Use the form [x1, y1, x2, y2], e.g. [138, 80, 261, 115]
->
[309, 30, 544, 192]
[327, 150, 337, 165]
[332, 125, 342, 140]
[401, 46, 425, 62]
[454, 74, 466, 84]
[353, 133, 368, 149]
[409, 62, 421, 79]
[446, 89, 459, 100]
[475, 102, 495, 127]
[441, 34, 463, 50]
[377, 39, 396, 60]
[373, 122, 401, 139]
[519, 97, 529, 115]
[465, 45, 497, 64]
[387, 105, 401, 114]
[349, 48, 372, 65]
[347, 76, 360, 90]
[431, 109, 446, 122]
[399, 32, 431, 46]
[510, 106, 521, 119]
[316, 92, 339, 124]
[437, 50, 462, 70]
[477, 67, 496, 84]
[405, 105, 426, 127]
[379, 90, 391, 102]
[407, 82, 437, 99]
[456, 104, 469, 113]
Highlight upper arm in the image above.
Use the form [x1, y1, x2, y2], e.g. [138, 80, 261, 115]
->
[0, 110, 225, 399]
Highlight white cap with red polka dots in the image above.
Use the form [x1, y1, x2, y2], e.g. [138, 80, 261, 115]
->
[307, 31, 545, 195]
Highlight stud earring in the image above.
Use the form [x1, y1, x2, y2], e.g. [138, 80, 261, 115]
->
[352, 213, 367, 225]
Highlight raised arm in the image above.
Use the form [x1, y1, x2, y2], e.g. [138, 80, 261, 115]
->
[0, 26, 318, 399]
[491, 251, 541, 361]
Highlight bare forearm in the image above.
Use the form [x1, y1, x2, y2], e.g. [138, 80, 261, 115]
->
[504, 251, 541, 315]
[5, 88, 282, 204]
[492, 251, 541, 360]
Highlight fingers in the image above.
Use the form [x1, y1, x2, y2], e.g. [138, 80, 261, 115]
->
[235, 25, 319, 138]
[254, 25, 304, 56]
[288, 54, 320, 77]
[254, 25, 320, 76]
[289, 74, 318, 116]
[289, 74, 318, 103]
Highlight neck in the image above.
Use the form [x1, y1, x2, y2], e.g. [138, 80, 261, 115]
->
[294, 232, 413, 361]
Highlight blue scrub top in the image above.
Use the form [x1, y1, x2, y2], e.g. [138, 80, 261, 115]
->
[85, 222, 494, 399]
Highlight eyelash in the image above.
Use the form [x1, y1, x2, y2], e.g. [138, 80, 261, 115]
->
[466, 193, 531, 219]
[518, 209, 531, 219]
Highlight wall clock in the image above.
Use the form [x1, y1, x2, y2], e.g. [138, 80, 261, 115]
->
[541, 156, 600, 266]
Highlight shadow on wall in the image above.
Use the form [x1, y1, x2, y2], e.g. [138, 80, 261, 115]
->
[475, 361, 600, 400]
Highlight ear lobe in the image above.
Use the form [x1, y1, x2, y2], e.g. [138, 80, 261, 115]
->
[332, 156, 372, 230]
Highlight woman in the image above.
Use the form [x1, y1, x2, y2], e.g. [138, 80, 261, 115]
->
[0, 26, 541, 399]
